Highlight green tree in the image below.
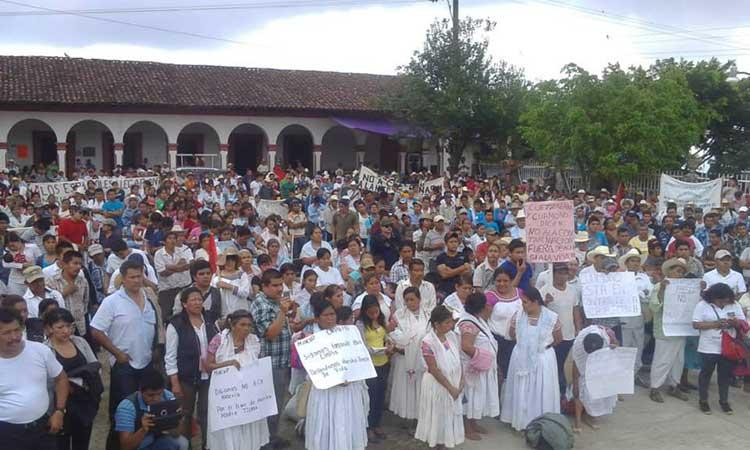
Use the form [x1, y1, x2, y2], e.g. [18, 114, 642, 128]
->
[650, 58, 750, 175]
[382, 17, 528, 173]
[520, 63, 708, 187]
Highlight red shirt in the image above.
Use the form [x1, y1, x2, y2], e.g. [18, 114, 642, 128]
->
[58, 218, 88, 245]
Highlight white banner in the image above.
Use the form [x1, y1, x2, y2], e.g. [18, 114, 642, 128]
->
[30, 176, 159, 200]
[585, 347, 637, 399]
[657, 174, 722, 214]
[418, 177, 445, 196]
[525, 200, 575, 263]
[294, 325, 377, 389]
[663, 278, 702, 337]
[581, 271, 641, 318]
[208, 356, 277, 433]
[358, 166, 396, 193]
[256, 200, 288, 219]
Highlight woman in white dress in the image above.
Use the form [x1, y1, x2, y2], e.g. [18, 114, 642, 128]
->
[571, 325, 617, 432]
[389, 287, 430, 423]
[206, 310, 269, 450]
[212, 247, 251, 317]
[304, 300, 370, 450]
[415, 305, 465, 449]
[457, 293, 499, 441]
[352, 272, 395, 324]
[501, 287, 562, 431]
[442, 273, 472, 320]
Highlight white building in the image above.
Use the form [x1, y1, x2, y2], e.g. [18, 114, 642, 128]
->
[0, 55, 444, 176]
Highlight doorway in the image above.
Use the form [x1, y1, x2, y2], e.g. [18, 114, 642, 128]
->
[123, 132, 143, 169]
[33, 131, 57, 166]
[283, 134, 312, 171]
[229, 133, 262, 174]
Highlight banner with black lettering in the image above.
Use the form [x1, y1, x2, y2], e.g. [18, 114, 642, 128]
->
[30, 177, 159, 200]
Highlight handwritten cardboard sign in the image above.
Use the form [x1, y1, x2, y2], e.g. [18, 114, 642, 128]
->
[581, 271, 641, 318]
[525, 201, 575, 263]
[294, 325, 377, 389]
[663, 278, 701, 337]
[208, 356, 277, 432]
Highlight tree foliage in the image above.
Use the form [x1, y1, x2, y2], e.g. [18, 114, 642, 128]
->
[650, 58, 750, 175]
[520, 63, 709, 185]
[382, 17, 529, 172]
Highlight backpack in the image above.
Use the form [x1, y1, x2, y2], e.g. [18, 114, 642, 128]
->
[525, 413, 574, 450]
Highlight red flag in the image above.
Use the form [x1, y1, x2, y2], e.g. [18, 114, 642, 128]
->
[273, 165, 285, 181]
[614, 182, 626, 211]
[207, 232, 218, 274]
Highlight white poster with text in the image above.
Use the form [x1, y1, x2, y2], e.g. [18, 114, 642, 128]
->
[581, 271, 641, 318]
[585, 347, 637, 399]
[208, 356, 277, 433]
[662, 278, 701, 337]
[294, 325, 377, 389]
[657, 174, 722, 215]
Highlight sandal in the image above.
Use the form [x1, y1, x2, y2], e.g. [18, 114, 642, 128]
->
[649, 389, 664, 403]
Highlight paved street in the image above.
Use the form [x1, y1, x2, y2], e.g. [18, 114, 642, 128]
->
[90, 355, 750, 450]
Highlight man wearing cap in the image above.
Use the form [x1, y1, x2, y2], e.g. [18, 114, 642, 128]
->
[703, 249, 746, 299]
[154, 231, 193, 321]
[87, 243, 109, 304]
[22, 265, 64, 319]
[370, 217, 401, 270]
[577, 246, 623, 338]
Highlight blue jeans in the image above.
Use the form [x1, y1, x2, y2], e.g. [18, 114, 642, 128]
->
[145, 435, 189, 450]
[366, 364, 390, 428]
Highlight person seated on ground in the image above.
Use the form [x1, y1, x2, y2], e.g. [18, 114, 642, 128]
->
[114, 368, 189, 450]
[571, 325, 618, 433]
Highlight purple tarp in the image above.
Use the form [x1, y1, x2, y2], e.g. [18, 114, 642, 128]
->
[332, 117, 424, 138]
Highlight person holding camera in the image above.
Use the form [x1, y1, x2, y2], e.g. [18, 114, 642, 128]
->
[114, 369, 188, 450]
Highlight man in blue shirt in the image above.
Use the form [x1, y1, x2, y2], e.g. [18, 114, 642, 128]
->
[103, 188, 125, 228]
[500, 238, 533, 291]
[114, 369, 187, 450]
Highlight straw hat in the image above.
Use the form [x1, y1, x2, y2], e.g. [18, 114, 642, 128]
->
[618, 249, 645, 269]
[586, 246, 615, 263]
[661, 257, 687, 275]
[217, 247, 240, 266]
[574, 231, 589, 243]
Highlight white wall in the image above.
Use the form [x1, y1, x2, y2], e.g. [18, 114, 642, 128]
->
[70, 124, 105, 170]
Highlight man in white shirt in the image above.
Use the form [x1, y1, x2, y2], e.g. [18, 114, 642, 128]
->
[703, 249, 747, 299]
[394, 259, 437, 313]
[154, 231, 193, 321]
[22, 265, 64, 318]
[0, 308, 69, 450]
[91, 260, 159, 420]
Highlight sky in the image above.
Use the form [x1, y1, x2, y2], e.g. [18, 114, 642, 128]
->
[0, 0, 749, 81]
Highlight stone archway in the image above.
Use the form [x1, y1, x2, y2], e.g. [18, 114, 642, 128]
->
[276, 124, 313, 171]
[228, 123, 267, 175]
[66, 120, 114, 175]
[321, 126, 357, 172]
[123, 121, 169, 170]
[7, 118, 57, 171]
[177, 122, 221, 168]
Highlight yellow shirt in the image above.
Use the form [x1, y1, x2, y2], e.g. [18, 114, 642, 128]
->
[364, 325, 388, 366]
[629, 235, 651, 255]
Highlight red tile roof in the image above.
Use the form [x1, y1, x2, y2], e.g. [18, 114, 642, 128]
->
[0, 55, 398, 115]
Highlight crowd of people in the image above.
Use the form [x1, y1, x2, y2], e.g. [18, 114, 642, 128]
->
[0, 162, 749, 450]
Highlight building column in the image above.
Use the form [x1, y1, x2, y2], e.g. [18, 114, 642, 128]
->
[356, 145, 366, 168]
[313, 145, 322, 174]
[398, 151, 407, 174]
[219, 144, 229, 170]
[114, 143, 124, 167]
[56, 142, 68, 176]
[267, 144, 277, 170]
[168, 143, 178, 170]
[0, 142, 7, 171]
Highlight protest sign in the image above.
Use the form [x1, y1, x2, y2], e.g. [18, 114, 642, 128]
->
[525, 200, 575, 263]
[657, 174, 722, 215]
[358, 166, 396, 193]
[30, 176, 159, 201]
[585, 347, 637, 399]
[580, 271, 641, 318]
[208, 356, 277, 433]
[663, 278, 701, 337]
[418, 177, 445, 196]
[294, 325, 377, 389]
[256, 199, 288, 219]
